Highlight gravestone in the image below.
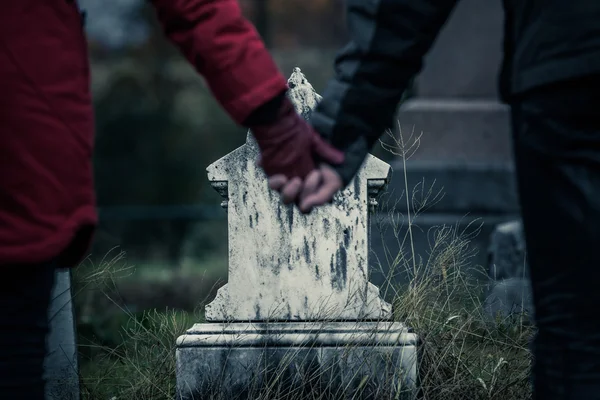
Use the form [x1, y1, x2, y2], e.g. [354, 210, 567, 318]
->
[44, 268, 80, 400]
[372, 0, 519, 290]
[175, 69, 418, 400]
[484, 220, 533, 322]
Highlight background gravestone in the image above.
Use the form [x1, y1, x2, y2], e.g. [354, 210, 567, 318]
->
[484, 220, 533, 322]
[371, 0, 520, 293]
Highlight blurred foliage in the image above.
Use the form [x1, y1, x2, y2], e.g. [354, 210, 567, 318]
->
[90, 53, 244, 260]
[88, 2, 246, 261]
[240, 0, 347, 48]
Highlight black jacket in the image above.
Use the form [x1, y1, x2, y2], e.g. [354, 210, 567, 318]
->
[311, 0, 600, 186]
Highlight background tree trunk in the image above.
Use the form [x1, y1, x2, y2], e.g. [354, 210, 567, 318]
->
[254, 0, 271, 47]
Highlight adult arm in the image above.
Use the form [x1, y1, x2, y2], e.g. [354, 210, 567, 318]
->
[149, 0, 344, 181]
[311, 0, 460, 186]
[149, 0, 287, 125]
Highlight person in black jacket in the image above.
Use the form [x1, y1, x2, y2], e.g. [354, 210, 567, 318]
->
[269, 0, 600, 398]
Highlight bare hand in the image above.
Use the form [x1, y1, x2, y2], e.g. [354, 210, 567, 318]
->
[268, 164, 343, 213]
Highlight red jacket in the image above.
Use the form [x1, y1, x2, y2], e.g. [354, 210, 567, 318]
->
[0, 0, 287, 266]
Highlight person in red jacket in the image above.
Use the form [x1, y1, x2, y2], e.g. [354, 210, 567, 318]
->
[0, 0, 343, 397]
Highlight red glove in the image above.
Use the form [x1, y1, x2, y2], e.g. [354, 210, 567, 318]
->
[250, 97, 344, 179]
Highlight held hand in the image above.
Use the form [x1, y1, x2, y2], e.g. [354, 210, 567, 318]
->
[268, 164, 343, 214]
[252, 98, 344, 180]
[251, 96, 345, 211]
[298, 164, 343, 212]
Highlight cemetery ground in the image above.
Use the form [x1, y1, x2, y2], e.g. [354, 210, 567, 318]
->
[73, 145, 534, 399]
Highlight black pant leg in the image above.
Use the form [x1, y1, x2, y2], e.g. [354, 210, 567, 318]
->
[511, 75, 600, 400]
[0, 260, 57, 399]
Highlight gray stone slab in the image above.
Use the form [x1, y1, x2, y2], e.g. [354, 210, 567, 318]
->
[379, 161, 519, 214]
[415, 0, 504, 98]
[372, 99, 517, 289]
[44, 268, 80, 400]
[391, 99, 512, 163]
[176, 321, 418, 400]
[369, 213, 519, 291]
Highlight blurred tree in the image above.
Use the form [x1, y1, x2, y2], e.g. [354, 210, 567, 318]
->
[269, 0, 347, 48]
[89, 2, 245, 263]
[254, 0, 271, 47]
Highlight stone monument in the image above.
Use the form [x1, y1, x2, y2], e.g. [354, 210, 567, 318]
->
[175, 69, 418, 400]
[371, 0, 520, 289]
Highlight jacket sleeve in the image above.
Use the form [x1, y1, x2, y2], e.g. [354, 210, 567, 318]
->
[310, 0, 459, 186]
[150, 0, 288, 125]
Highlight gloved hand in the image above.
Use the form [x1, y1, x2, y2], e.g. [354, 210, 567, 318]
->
[250, 96, 344, 180]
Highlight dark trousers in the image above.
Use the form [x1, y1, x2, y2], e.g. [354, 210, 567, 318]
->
[511, 74, 600, 399]
[0, 260, 57, 398]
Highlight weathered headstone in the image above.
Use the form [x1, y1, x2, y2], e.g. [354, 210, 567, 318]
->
[487, 220, 528, 281]
[176, 69, 418, 400]
[372, 0, 518, 288]
[44, 268, 80, 400]
[484, 220, 533, 321]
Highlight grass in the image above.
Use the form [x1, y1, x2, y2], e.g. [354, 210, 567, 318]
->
[74, 128, 534, 399]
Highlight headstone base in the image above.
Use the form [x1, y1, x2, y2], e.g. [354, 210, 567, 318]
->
[175, 321, 418, 400]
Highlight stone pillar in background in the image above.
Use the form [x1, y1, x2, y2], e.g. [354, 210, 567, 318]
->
[44, 268, 80, 400]
[175, 69, 418, 400]
[371, 0, 520, 290]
